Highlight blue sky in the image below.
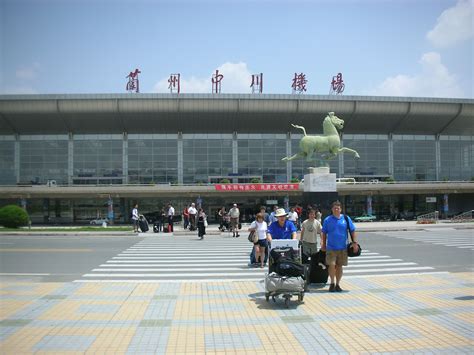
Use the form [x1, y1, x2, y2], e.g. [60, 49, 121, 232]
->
[1, 0, 472, 98]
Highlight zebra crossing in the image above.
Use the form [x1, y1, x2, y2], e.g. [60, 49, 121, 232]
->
[75, 235, 437, 282]
[378, 229, 474, 250]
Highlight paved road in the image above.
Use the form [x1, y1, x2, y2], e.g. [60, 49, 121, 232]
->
[3, 229, 472, 282]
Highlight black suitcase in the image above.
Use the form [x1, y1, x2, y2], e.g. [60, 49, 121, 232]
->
[309, 251, 328, 284]
[138, 216, 149, 232]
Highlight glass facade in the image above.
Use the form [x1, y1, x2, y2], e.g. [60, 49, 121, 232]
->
[393, 135, 436, 181]
[183, 134, 233, 184]
[73, 136, 123, 184]
[0, 139, 15, 185]
[343, 134, 389, 178]
[440, 136, 474, 181]
[128, 135, 178, 184]
[19, 137, 68, 185]
[0, 134, 471, 185]
[238, 134, 287, 183]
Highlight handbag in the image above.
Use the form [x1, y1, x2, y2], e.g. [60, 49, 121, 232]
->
[248, 230, 258, 243]
[204, 218, 208, 227]
[344, 215, 362, 257]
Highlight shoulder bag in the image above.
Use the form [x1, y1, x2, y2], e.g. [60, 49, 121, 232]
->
[344, 215, 362, 257]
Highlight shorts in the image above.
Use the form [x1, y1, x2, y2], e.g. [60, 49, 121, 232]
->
[302, 241, 318, 256]
[230, 217, 239, 228]
[132, 219, 139, 227]
[254, 239, 268, 248]
[326, 249, 348, 266]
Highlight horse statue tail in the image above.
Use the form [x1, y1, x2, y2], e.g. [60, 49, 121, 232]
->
[291, 124, 307, 136]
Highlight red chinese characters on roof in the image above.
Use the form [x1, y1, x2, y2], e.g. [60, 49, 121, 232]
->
[126, 69, 141, 93]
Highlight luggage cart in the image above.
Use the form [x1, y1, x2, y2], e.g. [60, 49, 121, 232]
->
[264, 239, 307, 308]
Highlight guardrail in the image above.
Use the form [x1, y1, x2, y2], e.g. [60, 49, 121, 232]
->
[451, 210, 474, 223]
[417, 211, 439, 224]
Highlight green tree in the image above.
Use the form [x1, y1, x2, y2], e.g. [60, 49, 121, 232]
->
[0, 205, 30, 228]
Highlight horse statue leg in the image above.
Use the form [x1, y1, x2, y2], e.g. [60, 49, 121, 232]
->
[338, 147, 360, 159]
[282, 152, 305, 162]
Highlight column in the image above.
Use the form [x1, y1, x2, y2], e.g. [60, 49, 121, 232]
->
[232, 132, 238, 182]
[339, 134, 344, 177]
[286, 132, 292, 181]
[388, 134, 394, 177]
[435, 134, 440, 181]
[122, 132, 128, 184]
[14, 135, 20, 184]
[68, 133, 73, 185]
[177, 132, 183, 184]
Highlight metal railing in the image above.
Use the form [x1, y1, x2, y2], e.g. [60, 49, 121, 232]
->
[451, 210, 474, 223]
[416, 211, 439, 224]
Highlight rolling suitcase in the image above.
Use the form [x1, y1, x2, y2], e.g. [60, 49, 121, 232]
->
[309, 251, 328, 284]
[138, 215, 149, 233]
[153, 223, 160, 233]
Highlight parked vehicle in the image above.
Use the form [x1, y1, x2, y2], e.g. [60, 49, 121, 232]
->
[353, 214, 377, 222]
[90, 218, 109, 225]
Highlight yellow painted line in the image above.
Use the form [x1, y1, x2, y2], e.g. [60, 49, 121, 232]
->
[0, 248, 93, 252]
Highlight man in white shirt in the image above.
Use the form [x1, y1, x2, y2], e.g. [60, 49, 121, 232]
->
[167, 203, 175, 232]
[287, 206, 298, 229]
[301, 208, 322, 256]
[132, 203, 139, 233]
[229, 203, 240, 237]
[188, 202, 197, 230]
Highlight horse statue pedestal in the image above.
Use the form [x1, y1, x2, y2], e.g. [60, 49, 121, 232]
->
[303, 167, 338, 218]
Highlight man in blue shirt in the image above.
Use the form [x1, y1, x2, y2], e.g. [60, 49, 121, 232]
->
[321, 201, 358, 292]
[266, 208, 297, 241]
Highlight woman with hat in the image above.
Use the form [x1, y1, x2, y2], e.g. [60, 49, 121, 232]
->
[266, 208, 297, 241]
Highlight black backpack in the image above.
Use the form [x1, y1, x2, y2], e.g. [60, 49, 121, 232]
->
[270, 247, 297, 264]
[275, 260, 305, 278]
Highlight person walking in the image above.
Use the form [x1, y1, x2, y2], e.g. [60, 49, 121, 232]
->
[249, 213, 268, 268]
[131, 203, 139, 233]
[321, 201, 358, 293]
[183, 205, 190, 230]
[218, 206, 226, 231]
[315, 208, 322, 223]
[287, 206, 298, 229]
[167, 203, 175, 232]
[300, 208, 322, 256]
[269, 205, 279, 225]
[188, 203, 197, 231]
[266, 208, 297, 241]
[197, 208, 207, 239]
[229, 203, 240, 237]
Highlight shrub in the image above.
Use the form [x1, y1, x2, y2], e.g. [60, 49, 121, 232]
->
[220, 178, 230, 184]
[290, 177, 300, 183]
[0, 205, 30, 228]
[250, 178, 262, 183]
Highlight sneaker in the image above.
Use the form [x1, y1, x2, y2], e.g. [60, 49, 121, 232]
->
[329, 283, 336, 292]
[335, 284, 343, 292]
[236, 234, 240, 238]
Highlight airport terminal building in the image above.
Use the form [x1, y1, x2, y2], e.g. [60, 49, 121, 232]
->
[0, 94, 473, 223]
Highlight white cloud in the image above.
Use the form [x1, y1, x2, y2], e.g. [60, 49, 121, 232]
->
[15, 62, 40, 80]
[427, 0, 473, 48]
[372, 52, 464, 98]
[153, 62, 254, 93]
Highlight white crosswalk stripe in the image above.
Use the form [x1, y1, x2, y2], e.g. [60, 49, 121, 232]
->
[379, 229, 474, 250]
[75, 235, 437, 282]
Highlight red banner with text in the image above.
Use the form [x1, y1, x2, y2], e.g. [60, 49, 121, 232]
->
[215, 183, 300, 192]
